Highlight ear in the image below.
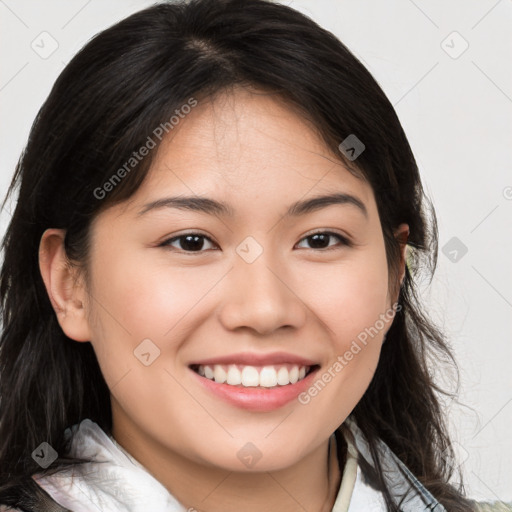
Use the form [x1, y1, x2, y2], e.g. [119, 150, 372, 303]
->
[394, 223, 409, 288]
[38, 228, 91, 342]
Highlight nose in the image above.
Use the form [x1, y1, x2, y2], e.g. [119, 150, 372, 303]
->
[218, 253, 307, 336]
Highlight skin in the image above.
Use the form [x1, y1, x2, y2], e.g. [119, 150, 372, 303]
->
[39, 87, 408, 512]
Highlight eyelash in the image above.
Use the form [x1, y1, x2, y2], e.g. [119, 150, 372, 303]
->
[159, 230, 352, 254]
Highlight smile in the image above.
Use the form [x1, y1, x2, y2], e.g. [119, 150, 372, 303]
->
[188, 357, 321, 411]
[190, 363, 316, 388]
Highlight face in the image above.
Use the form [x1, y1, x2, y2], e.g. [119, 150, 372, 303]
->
[44, 88, 407, 473]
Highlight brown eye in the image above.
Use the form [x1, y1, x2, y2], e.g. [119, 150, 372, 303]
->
[296, 231, 350, 250]
[160, 233, 217, 253]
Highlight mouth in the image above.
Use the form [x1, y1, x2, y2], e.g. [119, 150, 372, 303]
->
[189, 362, 321, 411]
[187, 352, 322, 411]
[189, 363, 320, 389]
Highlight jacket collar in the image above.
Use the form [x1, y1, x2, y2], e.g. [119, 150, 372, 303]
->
[339, 416, 446, 511]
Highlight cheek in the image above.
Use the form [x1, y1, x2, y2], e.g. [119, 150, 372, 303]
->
[294, 251, 390, 431]
[84, 250, 218, 426]
[298, 246, 390, 394]
[85, 248, 223, 364]
[306, 249, 391, 346]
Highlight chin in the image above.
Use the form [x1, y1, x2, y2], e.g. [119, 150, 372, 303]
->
[194, 436, 311, 473]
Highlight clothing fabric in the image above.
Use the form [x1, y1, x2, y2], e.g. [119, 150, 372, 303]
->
[21, 416, 448, 512]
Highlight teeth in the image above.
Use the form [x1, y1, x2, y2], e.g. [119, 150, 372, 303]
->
[227, 364, 242, 385]
[259, 366, 277, 387]
[241, 366, 260, 387]
[213, 365, 227, 384]
[277, 366, 289, 385]
[195, 364, 311, 388]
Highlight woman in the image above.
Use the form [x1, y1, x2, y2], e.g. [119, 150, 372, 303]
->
[0, 0, 506, 510]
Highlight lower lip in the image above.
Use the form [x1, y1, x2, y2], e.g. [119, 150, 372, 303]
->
[189, 367, 320, 412]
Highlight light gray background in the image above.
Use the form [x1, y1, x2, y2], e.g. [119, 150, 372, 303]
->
[1, 0, 511, 502]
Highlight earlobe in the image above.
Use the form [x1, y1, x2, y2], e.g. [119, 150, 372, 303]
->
[38, 228, 91, 342]
[394, 223, 410, 286]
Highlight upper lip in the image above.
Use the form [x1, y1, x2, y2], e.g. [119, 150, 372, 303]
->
[189, 351, 319, 367]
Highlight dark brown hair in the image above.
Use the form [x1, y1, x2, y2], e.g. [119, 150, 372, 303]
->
[0, 0, 474, 510]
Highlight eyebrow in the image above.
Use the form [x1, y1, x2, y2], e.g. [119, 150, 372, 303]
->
[137, 192, 368, 219]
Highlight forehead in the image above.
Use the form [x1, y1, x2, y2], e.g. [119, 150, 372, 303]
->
[121, 88, 377, 222]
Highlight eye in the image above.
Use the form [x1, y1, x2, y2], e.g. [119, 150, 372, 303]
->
[159, 233, 218, 253]
[295, 231, 351, 250]
[159, 230, 351, 254]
